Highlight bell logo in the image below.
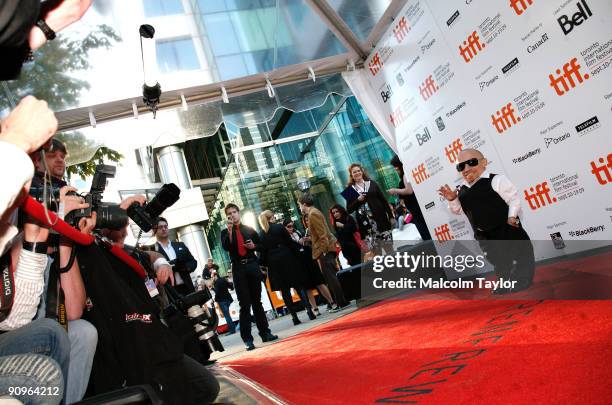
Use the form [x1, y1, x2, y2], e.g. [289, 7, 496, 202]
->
[411, 164, 429, 185]
[558, 0, 593, 36]
[393, 16, 410, 44]
[590, 153, 612, 185]
[389, 106, 407, 128]
[445, 139, 464, 163]
[510, 0, 535, 15]
[419, 75, 439, 101]
[369, 52, 383, 76]
[549, 57, 589, 96]
[459, 31, 485, 63]
[491, 102, 521, 133]
[434, 224, 454, 242]
[524, 181, 557, 210]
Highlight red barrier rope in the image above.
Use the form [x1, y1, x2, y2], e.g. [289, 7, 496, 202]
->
[21, 196, 146, 279]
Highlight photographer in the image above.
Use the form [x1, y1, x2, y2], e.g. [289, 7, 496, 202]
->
[76, 194, 219, 404]
[29, 140, 98, 404]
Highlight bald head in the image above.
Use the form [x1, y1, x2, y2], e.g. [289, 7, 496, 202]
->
[457, 148, 484, 162]
[456, 148, 487, 185]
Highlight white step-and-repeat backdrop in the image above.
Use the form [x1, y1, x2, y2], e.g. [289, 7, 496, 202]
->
[359, 0, 612, 260]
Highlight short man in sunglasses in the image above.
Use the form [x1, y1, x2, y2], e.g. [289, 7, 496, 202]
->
[438, 149, 535, 294]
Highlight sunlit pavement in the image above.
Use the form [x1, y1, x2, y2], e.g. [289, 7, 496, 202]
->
[211, 302, 359, 363]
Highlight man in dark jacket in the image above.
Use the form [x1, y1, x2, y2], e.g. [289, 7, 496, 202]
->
[221, 203, 277, 351]
[152, 217, 198, 296]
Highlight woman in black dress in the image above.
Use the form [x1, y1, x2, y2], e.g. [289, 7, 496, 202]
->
[284, 218, 336, 316]
[329, 204, 362, 267]
[387, 154, 432, 240]
[259, 211, 315, 325]
[342, 163, 395, 254]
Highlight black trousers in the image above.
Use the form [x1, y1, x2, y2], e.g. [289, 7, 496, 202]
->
[476, 224, 535, 285]
[319, 253, 349, 307]
[183, 355, 220, 404]
[232, 261, 271, 343]
[412, 214, 432, 240]
[280, 288, 299, 317]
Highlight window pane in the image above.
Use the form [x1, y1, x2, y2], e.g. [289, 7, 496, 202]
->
[156, 38, 201, 73]
[216, 54, 248, 81]
[143, 0, 184, 17]
[202, 14, 242, 56]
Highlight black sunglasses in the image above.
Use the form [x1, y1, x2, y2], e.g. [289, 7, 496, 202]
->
[456, 158, 479, 172]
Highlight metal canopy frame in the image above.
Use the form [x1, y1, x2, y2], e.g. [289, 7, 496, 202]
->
[54, 0, 407, 132]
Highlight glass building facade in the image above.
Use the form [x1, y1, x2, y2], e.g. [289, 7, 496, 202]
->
[205, 95, 397, 273]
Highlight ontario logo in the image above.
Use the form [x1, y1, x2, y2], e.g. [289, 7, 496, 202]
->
[524, 181, 557, 210]
[590, 153, 612, 185]
[459, 31, 485, 63]
[510, 0, 535, 15]
[393, 16, 410, 44]
[549, 57, 589, 96]
[411, 163, 429, 185]
[445, 139, 464, 163]
[125, 313, 153, 323]
[491, 102, 521, 133]
[419, 74, 439, 101]
[434, 224, 454, 242]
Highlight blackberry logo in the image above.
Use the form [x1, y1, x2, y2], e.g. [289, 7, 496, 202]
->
[568, 225, 604, 237]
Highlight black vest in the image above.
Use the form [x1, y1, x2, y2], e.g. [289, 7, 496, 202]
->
[458, 174, 509, 232]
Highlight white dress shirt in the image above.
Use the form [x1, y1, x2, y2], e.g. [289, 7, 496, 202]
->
[158, 241, 184, 285]
[448, 170, 522, 219]
[0, 141, 35, 255]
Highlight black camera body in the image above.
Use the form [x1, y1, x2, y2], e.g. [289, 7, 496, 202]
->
[163, 288, 224, 358]
[64, 165, 128, 230]
[126, 183, 180, 232]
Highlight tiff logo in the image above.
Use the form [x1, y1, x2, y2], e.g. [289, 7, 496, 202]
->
[491, 102, 521, 133]
[369, 52, 383, 76]
[434, 224, 454, 242]
[411, 164, 429, 185]
[549, 57, 589, 96]
[389, 106, 407, 128]
[524, 181, 557, 210]
[459, 31, 485, 63]
[558, 0, 593, 36]
[419, 74, 439, 101]
[510, 0, 535, 15]
[393, 16, 410, 43]
[445, 139, 464, 163]
[590, 153, 612, 185]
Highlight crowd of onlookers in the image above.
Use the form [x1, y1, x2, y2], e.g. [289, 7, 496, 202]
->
[204, 156, 432, 351]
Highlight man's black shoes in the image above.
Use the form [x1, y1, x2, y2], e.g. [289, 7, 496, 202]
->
[245, 341, 256, 351]
[261, 333, 279, 342]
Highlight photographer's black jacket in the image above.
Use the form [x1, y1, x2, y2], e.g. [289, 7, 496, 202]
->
[76, 243, 193, 403]
[153, 241, 197, 293]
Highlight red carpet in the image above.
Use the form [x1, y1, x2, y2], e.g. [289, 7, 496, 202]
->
[224, 253, 612, 404]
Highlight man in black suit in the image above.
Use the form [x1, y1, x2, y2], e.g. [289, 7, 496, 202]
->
[220, 204, 278, 351]
[152, 217, 198, 296]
